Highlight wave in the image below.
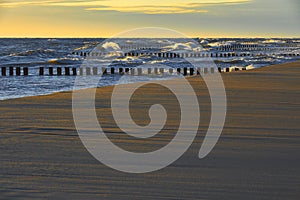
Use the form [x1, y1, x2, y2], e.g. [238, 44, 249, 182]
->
[46, 57, 82, 65]
[262, 39, 286, 44]
[214, 58, 245, 64]
[226, 64, 256, 72]
[74, 42, 99, 51]
[246, 57, 281, 64]
[9, 49, 56, 57]
[101, 42, 121, 52]
[208, 41, 236, 47]
[1, 57, 82, 67]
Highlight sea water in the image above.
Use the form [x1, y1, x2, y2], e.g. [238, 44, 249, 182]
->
[0, 38, 299, 100]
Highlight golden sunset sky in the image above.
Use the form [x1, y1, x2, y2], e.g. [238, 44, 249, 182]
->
[0, 0, 299, 37]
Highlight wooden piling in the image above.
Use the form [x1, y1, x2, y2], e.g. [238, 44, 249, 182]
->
[86, 67, 91, 76]
[196, 67, 201, 75]
[169, 68, 173, 74]
[183, 68, 188, 76]
[9, 67, 14, 76]
[131, 68, 135, 76]
[177, 68, 181, 74]
[79, 68, 83, 76]
[23, 67, 28, 76]
[111, 68, 115, 75]
[190, 68, 194, 76]
[57, 67, 62, 76]
[159, 68, 164, 75]
[93, 67, 98, 75]
[72, 68, 77, 76]
[1, 67, 6, 76]
[148, 68, 152, 75]
[125, 68, 129, 74]
[39, 67, 44, 76]
[119, 68, 124, 75]
[16, 67, 21, 76]
[137, 68, 142, 76]
[218, 67, 222, 73]
[65, 67, 70, 76]
[49, 67, 53, 76]
[154, 68, 158, 74]
[211, 68, 215, 74]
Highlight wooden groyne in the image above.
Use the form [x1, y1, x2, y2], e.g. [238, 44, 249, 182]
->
[0, 66, 233, 77]
[1, 67, 29, 76]
[72, 50, 300, 58]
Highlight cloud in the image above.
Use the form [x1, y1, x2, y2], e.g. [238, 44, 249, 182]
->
[187, 0, 252, 6]
[0, 0, 252, 14]
[0, 0, 105, 8]
[0, 1, 56, 8]
[85, 5, 208, 14]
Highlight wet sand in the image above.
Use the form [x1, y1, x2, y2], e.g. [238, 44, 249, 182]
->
[0, 61, 299, 199]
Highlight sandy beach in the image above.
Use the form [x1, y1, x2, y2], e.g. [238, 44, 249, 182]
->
[0, 61, 299, 199]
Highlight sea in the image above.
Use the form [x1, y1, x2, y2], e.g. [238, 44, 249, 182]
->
[0, 38, 299, 100]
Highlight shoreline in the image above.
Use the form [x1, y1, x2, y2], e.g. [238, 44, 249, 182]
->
[0, 60, 299, 102]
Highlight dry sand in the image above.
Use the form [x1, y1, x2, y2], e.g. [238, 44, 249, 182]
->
[0, 61, 299, 199]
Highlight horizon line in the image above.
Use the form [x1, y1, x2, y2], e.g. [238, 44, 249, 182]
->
[1, 36, 299, 39]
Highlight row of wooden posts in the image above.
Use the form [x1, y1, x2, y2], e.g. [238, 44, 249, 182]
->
[115, 44, 299, 51]
[0, 66, 236, 76]
[215, 44, 299, 51]
[215, 47, 298, 52]
[1, 67, 29, 76]
[73, 51, 300, 58]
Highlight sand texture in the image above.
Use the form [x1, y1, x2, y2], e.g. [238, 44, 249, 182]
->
[0, 61, 299, 199]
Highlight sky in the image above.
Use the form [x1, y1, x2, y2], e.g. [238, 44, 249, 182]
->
[0, 0, 299, 37]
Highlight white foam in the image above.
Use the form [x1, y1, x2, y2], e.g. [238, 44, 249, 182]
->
[164, 42, 202, 52]
[102, 42, 121, 52]
[262, 39, 286, 44]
